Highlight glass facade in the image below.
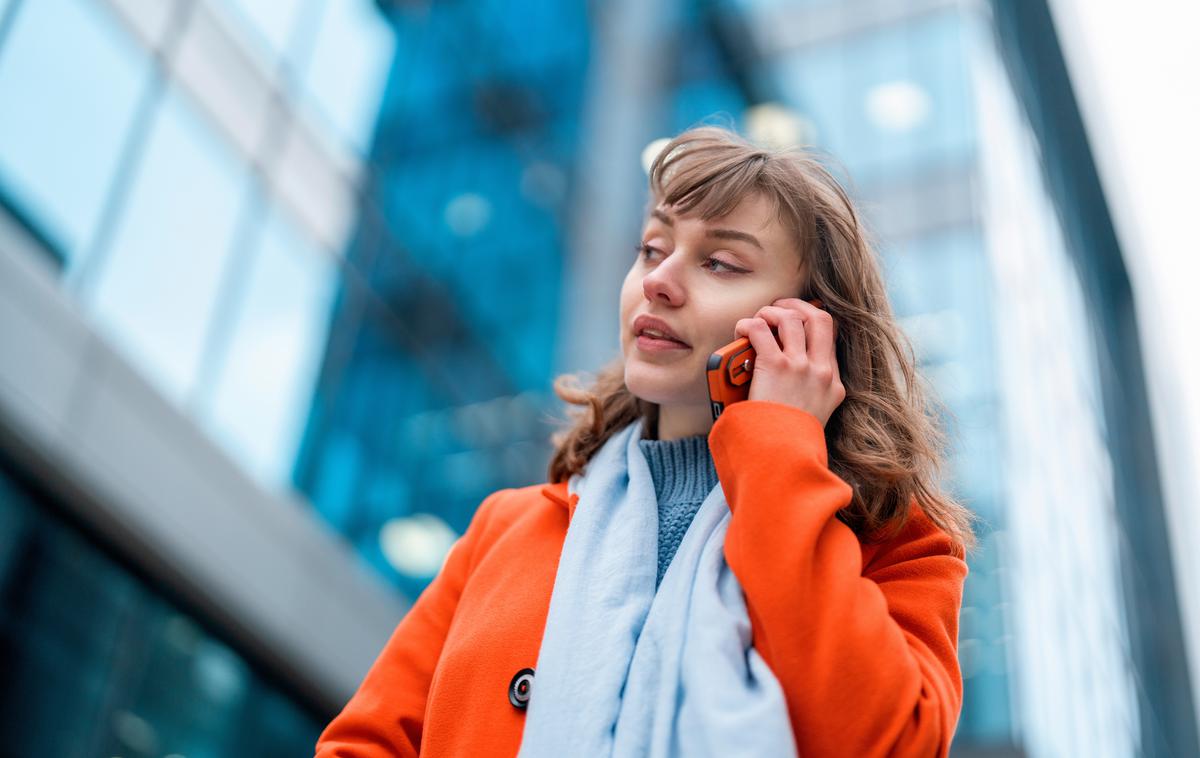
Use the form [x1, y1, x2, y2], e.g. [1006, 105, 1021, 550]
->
[773, 10, 977, 184]
[0, 0, 394, 502]
[0, 462, 322, 755]
[85, 84, 254, 404]
[292, 0, 600, 600]
[214, 0, 393, 153]
[0, 0, 395, 745]
[200, 202, 339, 488]
[0, 0, 151, 264]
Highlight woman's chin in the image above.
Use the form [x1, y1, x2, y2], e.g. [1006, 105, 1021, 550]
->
[625, 373, 703, 407]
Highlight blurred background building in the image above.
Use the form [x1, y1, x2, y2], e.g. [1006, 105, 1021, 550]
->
[0, 0, 1196, 756]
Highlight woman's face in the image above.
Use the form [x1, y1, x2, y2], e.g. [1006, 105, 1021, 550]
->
[619, 191, 807, 411]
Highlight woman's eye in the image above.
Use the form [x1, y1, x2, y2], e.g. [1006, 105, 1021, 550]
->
[636, 243, 660, 261]
[636, 244, 744, 275]
[703, 256, 741, 274]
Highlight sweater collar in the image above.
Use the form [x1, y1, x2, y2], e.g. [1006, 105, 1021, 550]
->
[542, 439, 716, 522]
[637, 434, 718, 504]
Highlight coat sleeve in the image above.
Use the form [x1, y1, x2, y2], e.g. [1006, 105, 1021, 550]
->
[314, 488, 512, 757]
[708, 400, 969, 758]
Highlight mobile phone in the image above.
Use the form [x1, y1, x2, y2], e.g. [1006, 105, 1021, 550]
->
[707, 298, 825, 421]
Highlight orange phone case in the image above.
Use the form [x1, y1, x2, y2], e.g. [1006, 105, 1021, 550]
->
[707, 298, 824, 421]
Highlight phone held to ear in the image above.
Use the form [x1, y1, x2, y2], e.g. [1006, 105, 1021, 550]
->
[706, 298, 825, 422]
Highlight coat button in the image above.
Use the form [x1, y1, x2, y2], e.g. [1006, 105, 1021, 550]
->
[508, 668, 535, 709]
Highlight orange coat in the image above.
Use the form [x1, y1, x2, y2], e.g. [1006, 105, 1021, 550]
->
[315, 400, 969, 757]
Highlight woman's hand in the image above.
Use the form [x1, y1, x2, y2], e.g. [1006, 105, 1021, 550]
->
[733, 298, 846, 427]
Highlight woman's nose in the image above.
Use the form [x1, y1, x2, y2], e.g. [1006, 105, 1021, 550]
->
[642, 258, 685, 305]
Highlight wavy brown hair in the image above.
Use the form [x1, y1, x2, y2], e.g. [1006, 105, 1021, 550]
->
[546, 123, 981, 558]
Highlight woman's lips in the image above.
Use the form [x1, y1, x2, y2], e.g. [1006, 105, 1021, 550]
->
[636, 334, 691, 351]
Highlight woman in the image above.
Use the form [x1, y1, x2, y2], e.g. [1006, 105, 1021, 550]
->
[315, 124, 979, 757]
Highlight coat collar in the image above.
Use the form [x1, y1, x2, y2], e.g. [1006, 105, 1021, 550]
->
[541, 481, 580, 521]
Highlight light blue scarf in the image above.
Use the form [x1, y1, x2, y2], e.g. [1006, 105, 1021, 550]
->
[516, 416, 797, 757]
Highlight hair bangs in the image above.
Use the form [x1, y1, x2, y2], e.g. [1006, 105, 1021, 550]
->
[648, 130, 771, 221]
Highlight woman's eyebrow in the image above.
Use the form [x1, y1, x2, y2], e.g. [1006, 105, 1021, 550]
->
[650, 208, 764, 251]
[706, 228, 763, 251]
[651, 209, 675, 227]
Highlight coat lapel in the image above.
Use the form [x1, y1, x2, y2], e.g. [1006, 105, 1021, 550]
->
[540, 481, 580, 522]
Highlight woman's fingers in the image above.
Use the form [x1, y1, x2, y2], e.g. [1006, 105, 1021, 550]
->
[804, 306, 837, 367]
[759, 299, 837, 367]
[727, 298, 846, 422]
[734, 316, 782, 360]
[752, 305, 806, 361]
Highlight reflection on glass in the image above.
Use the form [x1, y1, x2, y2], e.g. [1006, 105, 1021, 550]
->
[297, 0, 395, 153]
[203, 204, 338, 491]
[887, 228, 988, 327]
[971, 31, 1138, 749]
[0, 467, 322, 755]
[777, 9, 975, 183]
[212, 0, 307, 63]
[0, 0, 148, 262]
[87, 85, 251, 404]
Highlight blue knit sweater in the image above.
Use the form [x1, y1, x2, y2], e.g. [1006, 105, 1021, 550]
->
[637, 432, 721, 589]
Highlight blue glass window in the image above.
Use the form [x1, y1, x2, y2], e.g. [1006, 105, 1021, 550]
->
[212, 0, 307, 63]
[87, 85, 251, 404]
[202, 205, 339, 491]
[0, 0, 150, 263]
[776, 10, 976, 184]
[295, 0, 395, 153]
[0, 464, 322, 754]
